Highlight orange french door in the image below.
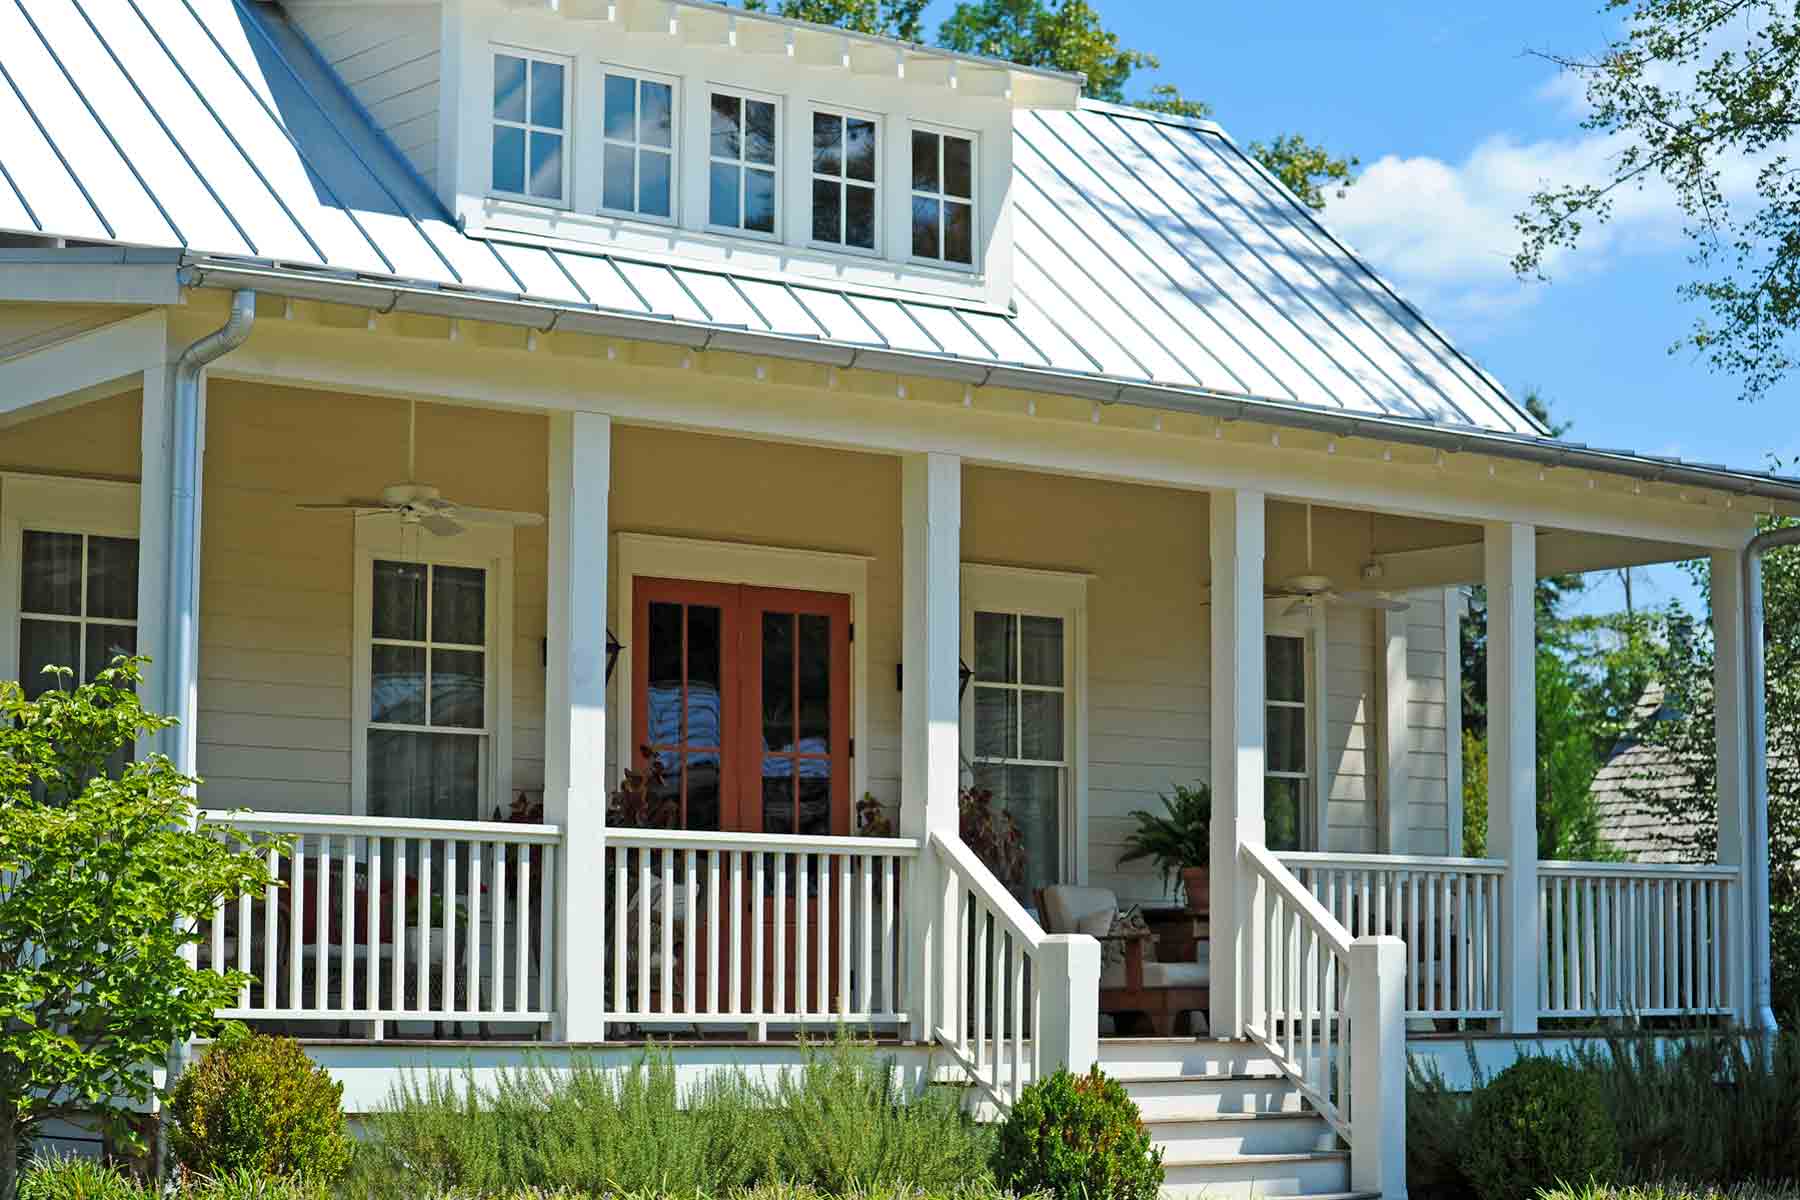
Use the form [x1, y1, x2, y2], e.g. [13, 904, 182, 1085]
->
[630, 578, 852, 1017]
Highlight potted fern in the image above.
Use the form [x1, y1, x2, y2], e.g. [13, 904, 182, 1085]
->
[1118, 783, 1212, 916]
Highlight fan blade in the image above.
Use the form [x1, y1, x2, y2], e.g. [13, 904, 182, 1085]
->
[296, 500, 392, 512]
[419, 513, 465, 537]
[1283, 597, 1313, 617]
[1334, 591, 1411, 612]
[453, 505, 546, 528]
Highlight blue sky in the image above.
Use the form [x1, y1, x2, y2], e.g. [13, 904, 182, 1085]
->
[918, 0, 1794, 618]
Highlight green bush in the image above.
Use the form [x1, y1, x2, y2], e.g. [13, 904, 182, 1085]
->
[1463, 1056, 1620, 1200]
[165, 1029, 352, 1185]
[1406, 1054, 1480, 1200]
[17, 1155, 151, 1200]
[351, 1036, 991, 1200]
[992, 1066, 1162, 1200]
[1538, 1184, 1800, 1200]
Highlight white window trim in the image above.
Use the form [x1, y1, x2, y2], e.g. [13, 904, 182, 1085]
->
[1265, 598, 1328, 853]
[488, 45, 574, 208]
[705, 84, 783, 240]
[807, 103, 883, 258]
[612, 532, 872, 803]
[908, 122, 979, 272]
[0, 474, 141, 686]
[596, 63, 681, 227]
[351, 520, 516, 819]
[961, 562, 1090, 885]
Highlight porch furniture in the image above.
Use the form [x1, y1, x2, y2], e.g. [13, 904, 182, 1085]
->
[1140, 905, 1208, 965]
[1040, 885, 1209, 1036]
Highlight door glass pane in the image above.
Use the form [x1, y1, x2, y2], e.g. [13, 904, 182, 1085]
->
[21, 531, 80, 615]
[687, 604, 723, 748]
[973, 611, 1016, 682]
[371, 645, 426, 725]
[20, 619, 77, 699]
[762, 612, 794, 752]
[1020, 690, 1063, 762]
[86, 536, 137, 619]
[797, 613, 830, 746]
[646, 601, 683, 747]
[1019, 615, 1062, 686]
[1268, 706, 1306, 774]
[432, 565, 485, 645]
[1265, 777, 1304, 852]
[797, 775, 830, 837]
[763, 756, 795, 835]
[977, 763, 1059, 897]
[1267, 636, 1305, 703]
[372, 560, 426, 640]
[84, 624, 136, 684]
[368, 730, 481, 821]
[973, 685, 1017, 759]
[686, 751, 721, 830]
[431, 648, 485, 728]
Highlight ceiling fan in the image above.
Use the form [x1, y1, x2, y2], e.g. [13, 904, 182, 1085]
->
[297, 399, 545, 537]
[1270, 504, 1409, 617]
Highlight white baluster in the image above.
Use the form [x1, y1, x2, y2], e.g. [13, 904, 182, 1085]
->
[442, 842, 457, 1017]
[493, 840, 507, 1016]
[392, 838, 407, 1015]
[752, 850, 766, 1029]
[708, 849, 722, 1015]
[776, 853, 790, 1016]
[661, 850, 674, 1015]
[685, 848, 698, 1017]
[417, 841, 432, 1015]
[731, 850, 744, 1017]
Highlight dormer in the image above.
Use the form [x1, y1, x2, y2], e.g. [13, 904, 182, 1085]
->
[283, 0, 1082, 309]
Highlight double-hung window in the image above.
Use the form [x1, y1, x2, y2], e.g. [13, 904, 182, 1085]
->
[811, 110, 878, 252]
[709, 89, 778, 234]
[1265, 634, 1310, 852]
[365, 559, 492, 821]
[16, 530, 137, 699]
[911, 127, 975, 266]
[491, 49, 568, 202]
[602, 70, 676, 220]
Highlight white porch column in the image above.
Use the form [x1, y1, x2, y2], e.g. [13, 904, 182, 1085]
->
[1485, 522, 1538, 1034]
[1711, 550, 1753, 1025]
[545, 411, 612, 1042]
[1378, 608, 1410, 854]
[900, 452, 961, 1043]
[1209, 488, 1266, 1038]
[136, 363, 176, 758]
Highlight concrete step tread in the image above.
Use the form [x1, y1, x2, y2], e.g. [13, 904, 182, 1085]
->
[1144, 1110, 1325, 1125]
[1160, 1149, 1349, 1169]
[1121, 1071, 1293, 1084]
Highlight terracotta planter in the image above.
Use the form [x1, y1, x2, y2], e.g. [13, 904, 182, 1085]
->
[1181, 865, 1210, 917]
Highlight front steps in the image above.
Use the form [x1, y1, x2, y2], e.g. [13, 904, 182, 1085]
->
[1099, 1038, 1379, 1200]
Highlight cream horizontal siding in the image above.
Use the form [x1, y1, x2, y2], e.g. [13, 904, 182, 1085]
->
[1401, 592, 1454, 854]
[288, 2, 442, 187]
[1323, 607, 1377, 853]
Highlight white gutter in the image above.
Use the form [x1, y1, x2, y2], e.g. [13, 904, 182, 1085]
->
[177, 262, 1800, 510]
[168, 289, 254, 775]
[1742, 524, 1800, 1040]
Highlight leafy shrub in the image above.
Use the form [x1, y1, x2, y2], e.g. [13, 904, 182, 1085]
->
[1406, 1054, 1480, 1200]
[17, 1155, 150, 1200]
[165, 1029, 352, 1185]
[1538, 1184, 1800, 1200]
[992, 1065, 1163, 1200]
[1463, 1056, 1619, 1200]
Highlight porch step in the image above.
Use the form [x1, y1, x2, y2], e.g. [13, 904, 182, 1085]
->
[1099, 1036, 1286, 1080]
[1118, 1072, 1309, 1118]
[1143, 1112, 1339, 1157]
[1159, 1150, 1351, 1198]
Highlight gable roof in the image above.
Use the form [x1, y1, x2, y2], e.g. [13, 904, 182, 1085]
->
[9, 0, 1800, 505]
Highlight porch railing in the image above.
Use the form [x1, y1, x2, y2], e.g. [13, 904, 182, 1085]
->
[600, 828, 919, 1036]
[1280, 852, 1506, 1023]
[199, 811, 561, 1035]
[1538, 861, 1739, 1020]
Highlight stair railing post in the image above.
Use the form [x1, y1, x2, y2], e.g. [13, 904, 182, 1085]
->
[1034, 934, 1099, 1077]
[1349, 935, 1408, 1200]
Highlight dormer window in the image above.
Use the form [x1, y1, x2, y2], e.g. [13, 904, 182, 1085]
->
[911, 128, 975, 267]
[709, 89, 779, 235]
[602, 71, 676, 221]
[811, 110, 878, 252]
[491, 50, 568, 202]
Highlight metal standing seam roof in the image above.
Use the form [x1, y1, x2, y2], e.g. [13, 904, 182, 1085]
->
[0, 0, 1556, 440]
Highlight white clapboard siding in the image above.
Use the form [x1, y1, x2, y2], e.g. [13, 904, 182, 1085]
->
[286, 2, 443, 187]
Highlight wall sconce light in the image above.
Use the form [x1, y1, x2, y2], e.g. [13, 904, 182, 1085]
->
[894, 657, 978, 698]
[606, 628, 624, 682]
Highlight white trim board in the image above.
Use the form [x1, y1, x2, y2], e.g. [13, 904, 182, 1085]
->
[612, 531, 873, 803]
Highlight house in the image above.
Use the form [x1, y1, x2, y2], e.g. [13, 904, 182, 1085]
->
[1592, 684, 1707, 863]
[0, 1, 1790, 1195]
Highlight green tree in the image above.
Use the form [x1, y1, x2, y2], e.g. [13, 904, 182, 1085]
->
[1515, 0, 1800, 400]
[937, 0, 1151, 102]
[741, 0, 927, 41]
[0, 659, 278, 1200]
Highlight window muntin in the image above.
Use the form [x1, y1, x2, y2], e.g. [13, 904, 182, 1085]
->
[602, 71, 676, 220]
[709, 90, 778, 234]
[16, 530, 137, 699]
[367, 560, 490, 821]
[1265, 634, 1308, 852]
[811, 110, 878, 252]
[491, 50, 568, 202]
[910, 128, 975, 266]
[971, 610, 1066, 897]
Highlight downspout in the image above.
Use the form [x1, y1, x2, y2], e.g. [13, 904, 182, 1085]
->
[1741, 523, 1800, 1040]
[167, 290, 255, 775]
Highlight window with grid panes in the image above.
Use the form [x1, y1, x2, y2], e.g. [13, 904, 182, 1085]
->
[16, 530, 137, 699]
[811, 110, 877, 251]
[910, 128, 974, 266]
[709, 90, 778, 234]
[491, 50, 567, 201]
[367, 560, 490, 821]
[1265, 634, 1308, 852]
[970, 611, 1066, 896]
[602, 70, 675, 219]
